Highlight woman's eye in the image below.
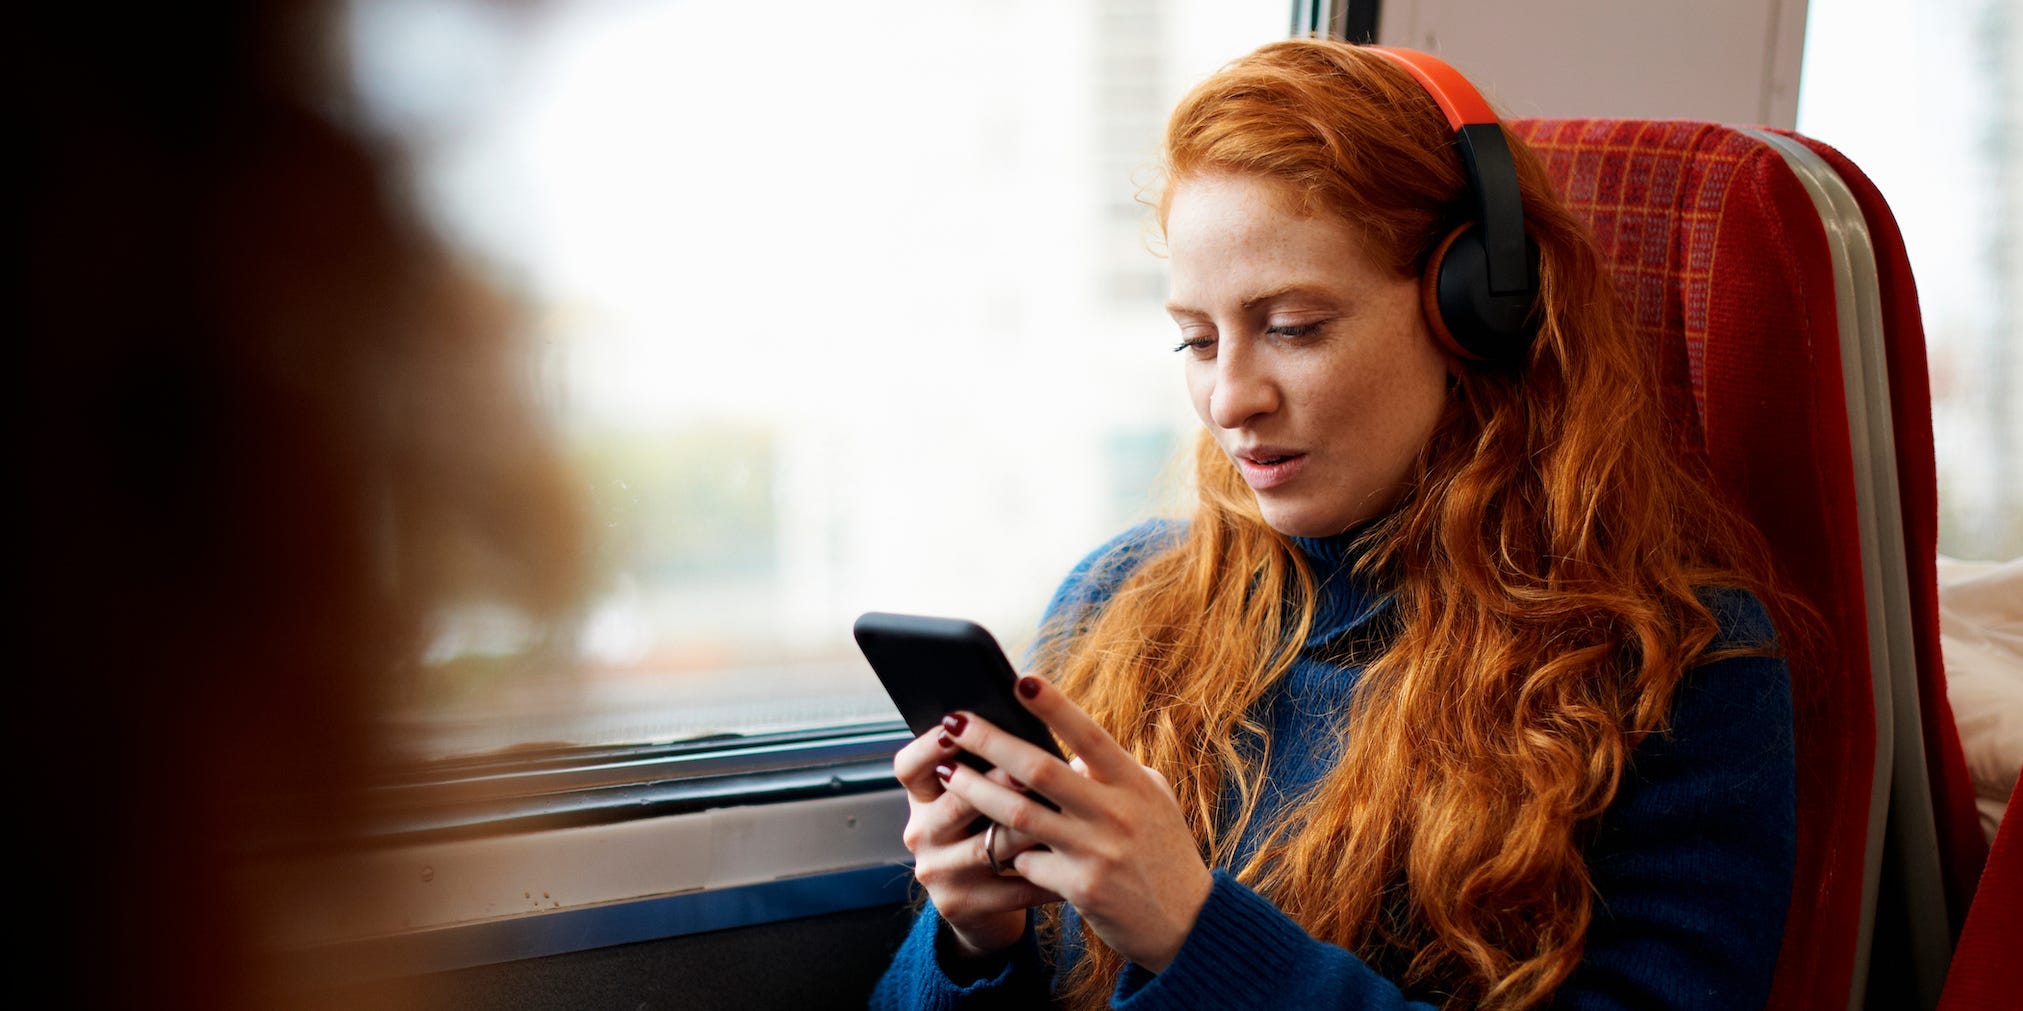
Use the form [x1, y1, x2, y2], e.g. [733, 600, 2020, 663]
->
[1172, 335, 1216, 355]
[1265, 322, 1322, 339]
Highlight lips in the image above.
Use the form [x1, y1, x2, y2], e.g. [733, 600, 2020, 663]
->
[1233, 447, 1308, 491]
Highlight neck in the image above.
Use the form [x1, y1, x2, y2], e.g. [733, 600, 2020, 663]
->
[1285, 528, 1388, 645]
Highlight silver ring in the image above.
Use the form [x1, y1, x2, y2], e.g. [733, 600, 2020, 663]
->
[983, 821, 1010, 876]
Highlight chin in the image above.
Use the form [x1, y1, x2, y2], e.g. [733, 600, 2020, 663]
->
[1255, 489, 1396, 539]
[1256, 504, 1357, 540]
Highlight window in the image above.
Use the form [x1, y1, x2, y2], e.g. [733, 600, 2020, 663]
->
[1797, 0, 2023, 561]
[345, 0, 1288, 762]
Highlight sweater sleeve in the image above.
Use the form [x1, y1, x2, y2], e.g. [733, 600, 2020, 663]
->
[1110, 871, 1438, 1011]
[869, 901, 1053, 1010]
[1111, 589, 1796, 1011]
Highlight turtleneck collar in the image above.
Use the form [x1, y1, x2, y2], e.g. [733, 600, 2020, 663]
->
[1286, 530, 1390, 647]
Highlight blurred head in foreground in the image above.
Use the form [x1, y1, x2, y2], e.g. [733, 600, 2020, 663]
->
[22, 2, 581, 1006]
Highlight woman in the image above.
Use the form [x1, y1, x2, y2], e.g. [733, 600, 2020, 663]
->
[873, 39, 1796, 1010]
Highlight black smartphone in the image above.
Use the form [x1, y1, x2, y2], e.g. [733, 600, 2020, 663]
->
[853, 611, 1067, 773]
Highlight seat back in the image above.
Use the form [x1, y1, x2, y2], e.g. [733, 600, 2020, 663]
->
[1774, 133, 1990, 926]
[1937, 779, 2023, 1010]
[1510, 118, 1883, 1011]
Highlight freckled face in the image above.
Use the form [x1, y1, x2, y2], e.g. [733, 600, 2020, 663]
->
[1165, 173, 1450, 538]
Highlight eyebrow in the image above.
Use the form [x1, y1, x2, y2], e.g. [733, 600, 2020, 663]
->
[1165, 283, 1331, 317]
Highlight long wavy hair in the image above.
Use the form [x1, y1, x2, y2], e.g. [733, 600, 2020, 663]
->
[1034, 39, 1792, 1009]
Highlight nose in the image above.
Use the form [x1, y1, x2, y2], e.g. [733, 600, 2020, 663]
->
[1206, 340, 1280, 430]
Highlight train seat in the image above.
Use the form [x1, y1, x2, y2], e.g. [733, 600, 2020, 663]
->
[1937, 776, 2023, 1010]
[1774, 132, 1991, 919]
[1509, 118, 1985, 1010]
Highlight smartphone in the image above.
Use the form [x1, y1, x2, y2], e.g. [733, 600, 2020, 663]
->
[853, 611, 1067, 773]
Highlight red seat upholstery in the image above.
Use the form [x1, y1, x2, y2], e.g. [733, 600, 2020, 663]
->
[1777, 134, 1990, 923]
[1510, 118, 1878, 1011]
[1938, 778, 2023, 1009]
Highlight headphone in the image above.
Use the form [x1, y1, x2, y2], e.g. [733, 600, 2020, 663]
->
[1364, 46, 1540, 365]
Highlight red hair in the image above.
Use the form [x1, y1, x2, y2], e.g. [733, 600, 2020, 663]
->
[1035, 39, 1792, 1009]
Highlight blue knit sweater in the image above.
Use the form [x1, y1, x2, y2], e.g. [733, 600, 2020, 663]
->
[871, 520, 1796, 1009]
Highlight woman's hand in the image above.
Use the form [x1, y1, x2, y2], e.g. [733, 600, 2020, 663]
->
[894, 725, 1060, 961]
[937, 675, 1215, 973]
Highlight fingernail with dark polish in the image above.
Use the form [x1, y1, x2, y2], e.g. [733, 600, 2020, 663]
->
[941, 712, 968, 735]
[934, 764, 954, 783]
[1017, 676, 1041, 700]
[936, 731, 955, 749]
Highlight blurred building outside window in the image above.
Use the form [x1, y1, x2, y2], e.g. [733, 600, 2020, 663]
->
[1798, 0, 2022, 563]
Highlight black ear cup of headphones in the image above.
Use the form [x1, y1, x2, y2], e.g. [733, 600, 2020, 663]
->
[1420, 221, 1541, 365]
